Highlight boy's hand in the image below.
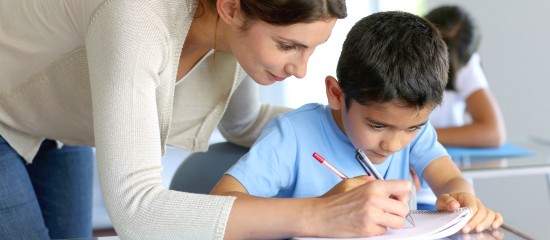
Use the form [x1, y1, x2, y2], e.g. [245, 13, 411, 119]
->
[435, 192, 504, 233]
[321, 175, 375, 197]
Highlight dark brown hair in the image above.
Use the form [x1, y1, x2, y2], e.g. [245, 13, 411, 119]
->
[337, 11, 448, 110]
[425, 5, 481, 91]
[203, 0, 347, 28]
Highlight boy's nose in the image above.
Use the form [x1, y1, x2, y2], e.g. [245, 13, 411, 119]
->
[381, 135, 403, 153]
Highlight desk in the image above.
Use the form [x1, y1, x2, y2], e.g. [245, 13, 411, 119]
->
[444, 225, 531, 240]
[96, 227, 524, 240]
[451, 140, 550, 179]
[95, 225, 529, 240]
[451, 138, 550, 239]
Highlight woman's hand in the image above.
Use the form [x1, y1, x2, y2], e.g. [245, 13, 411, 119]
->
[225, 179, 412, 239]
[309, 179, 411, 237]
[320, 175, 375, 197]
[436, 192, 504, 233]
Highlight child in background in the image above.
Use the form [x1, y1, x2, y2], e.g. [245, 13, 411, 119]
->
[211, 11, 503, 234]
[426, 5, 506, 147]
[413, 5, 508, 211]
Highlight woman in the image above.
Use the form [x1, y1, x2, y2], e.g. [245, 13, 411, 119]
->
[0, 0, 411, 239]
[426, 5, 506, 148]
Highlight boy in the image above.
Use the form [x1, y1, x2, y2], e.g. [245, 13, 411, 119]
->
[211, 11, 502, 233]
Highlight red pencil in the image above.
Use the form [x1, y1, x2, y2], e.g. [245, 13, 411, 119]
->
[312, 152, 348, 180]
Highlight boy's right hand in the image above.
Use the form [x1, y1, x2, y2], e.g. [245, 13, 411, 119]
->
[320, 175, 376, 197]
[309, 179, 411, 237]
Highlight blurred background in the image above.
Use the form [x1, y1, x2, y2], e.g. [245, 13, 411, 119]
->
[263, 0, 550, 143]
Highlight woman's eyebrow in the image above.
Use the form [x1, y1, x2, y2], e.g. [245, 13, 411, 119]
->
[279, 37, 309, 48]
[279, 33, 331, 49]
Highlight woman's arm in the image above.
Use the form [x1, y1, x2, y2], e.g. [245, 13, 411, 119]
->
[212, 174, 411, 238]
[86, 2, 237, 239]
[422, 157, 474, 198]
[436, 88, 506, 147]
[215, 177, 412, 239]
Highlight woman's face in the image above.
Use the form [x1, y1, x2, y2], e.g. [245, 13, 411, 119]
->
[229, 19, 337, 85]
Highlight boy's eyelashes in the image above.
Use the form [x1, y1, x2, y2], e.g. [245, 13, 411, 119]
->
[368, 124, 424, 131]
[407, 126, 423, 132]
[369, 124, 385, 130]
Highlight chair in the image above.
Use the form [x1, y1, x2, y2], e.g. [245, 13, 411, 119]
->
[169, 142, 249, 194]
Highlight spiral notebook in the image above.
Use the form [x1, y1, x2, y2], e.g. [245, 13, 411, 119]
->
[294, 207, 472, 240]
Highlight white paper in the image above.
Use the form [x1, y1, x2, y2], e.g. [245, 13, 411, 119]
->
[294, 207, 472, 240]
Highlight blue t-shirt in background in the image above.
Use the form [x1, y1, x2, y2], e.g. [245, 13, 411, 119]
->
[226, 103, 448, 198]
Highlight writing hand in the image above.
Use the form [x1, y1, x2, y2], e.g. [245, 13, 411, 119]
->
[311, 179, 411, 237]
[320, 175, 375, 197]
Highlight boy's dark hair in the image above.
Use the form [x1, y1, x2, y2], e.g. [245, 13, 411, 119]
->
[425, 5, 481, 91]
[336, 11, 448, 110]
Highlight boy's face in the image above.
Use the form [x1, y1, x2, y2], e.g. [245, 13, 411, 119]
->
[325, 76, 434, 164]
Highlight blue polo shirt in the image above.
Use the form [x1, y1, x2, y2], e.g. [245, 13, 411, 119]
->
[226, 103, 448, 198]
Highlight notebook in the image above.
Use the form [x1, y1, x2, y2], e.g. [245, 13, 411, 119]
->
[294, 207, 472, 240]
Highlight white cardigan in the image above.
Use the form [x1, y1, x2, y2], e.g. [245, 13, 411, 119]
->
[0, 0, 288, 239]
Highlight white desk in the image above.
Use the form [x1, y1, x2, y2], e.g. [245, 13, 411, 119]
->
[453, 138, 550, 239]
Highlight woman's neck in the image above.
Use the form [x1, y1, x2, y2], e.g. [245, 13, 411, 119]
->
[184, 6, 228, 52]
[177, 3, 234, 80]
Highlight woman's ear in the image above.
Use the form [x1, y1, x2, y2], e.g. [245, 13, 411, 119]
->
[217, 0, 244, 26]
[326, 76, 344, 111]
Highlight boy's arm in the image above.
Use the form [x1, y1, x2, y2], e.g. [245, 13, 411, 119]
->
[211, 173, 376, 198]
[211, 174, 249, 196]
[422, 156, 474, 198]
[423, 156, 503, 233]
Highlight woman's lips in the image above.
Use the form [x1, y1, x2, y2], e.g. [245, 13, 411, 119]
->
[268, 71, 287, 81]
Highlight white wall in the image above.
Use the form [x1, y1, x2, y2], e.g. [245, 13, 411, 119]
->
[425, 0, 550, 142]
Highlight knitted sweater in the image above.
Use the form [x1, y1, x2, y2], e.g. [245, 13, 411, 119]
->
[0, 0, 288, 238]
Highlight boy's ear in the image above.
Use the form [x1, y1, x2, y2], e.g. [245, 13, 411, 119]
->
[217, 0, 244, 26]
[326, 76, 344, 110]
